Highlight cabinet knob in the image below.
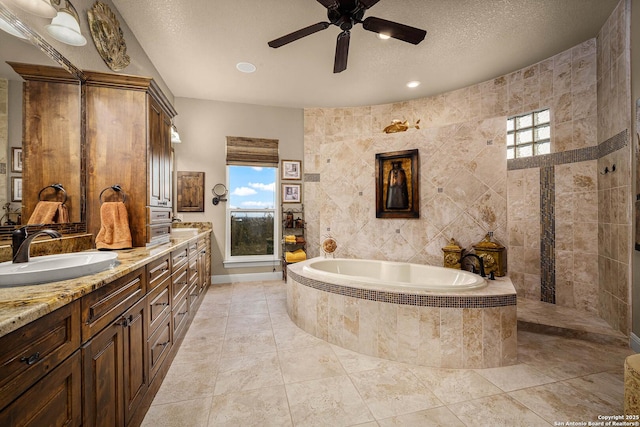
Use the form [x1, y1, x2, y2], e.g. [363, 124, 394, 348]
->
[20, 352, 41, 366]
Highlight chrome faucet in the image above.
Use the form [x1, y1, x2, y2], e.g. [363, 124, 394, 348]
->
[12, 226, 62, 263]
[459, 253, 486, 277]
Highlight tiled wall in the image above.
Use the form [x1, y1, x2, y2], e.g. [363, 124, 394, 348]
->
[303, 0, 631, 334]
[597, 0, 632, 335]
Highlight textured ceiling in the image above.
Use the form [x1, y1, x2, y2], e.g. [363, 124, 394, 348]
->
[113, 0, 617, 108]
[0, 0, 618, 107]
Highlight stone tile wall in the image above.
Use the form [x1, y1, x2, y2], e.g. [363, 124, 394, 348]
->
[0, 79, 6, 206]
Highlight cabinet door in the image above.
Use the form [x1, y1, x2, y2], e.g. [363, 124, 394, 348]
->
[83, 320, 124, 427]
[148, 97, 172, 208]
[0, 350, 82, 427]
[122, 297, 148, 424]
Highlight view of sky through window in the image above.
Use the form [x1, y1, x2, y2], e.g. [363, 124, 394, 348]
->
[228, 166, 276, 209]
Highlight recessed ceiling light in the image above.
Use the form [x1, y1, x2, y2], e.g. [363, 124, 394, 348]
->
[406, 81, 420, 88]
[377, 33, 390, 40]
[236, 62, 256, 73]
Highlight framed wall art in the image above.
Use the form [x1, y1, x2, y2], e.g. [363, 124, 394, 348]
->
[282, 183, 301, 203]
[281, 159, 302, 180]
[11, 147, 22, 172]
[11, 177, 22, 202]
[375, 149, 419, 219]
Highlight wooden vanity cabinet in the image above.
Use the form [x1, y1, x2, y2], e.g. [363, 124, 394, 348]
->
[82, 268, 148, 427]
[0, 236, 211, 427]
[84, 71, 176, 247]
[0, 301, 82, 425]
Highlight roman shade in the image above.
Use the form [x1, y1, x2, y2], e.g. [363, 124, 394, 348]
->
[225, 136, 279, 167]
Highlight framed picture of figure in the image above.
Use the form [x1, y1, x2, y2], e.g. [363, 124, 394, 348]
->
[375, 149, 419, 219]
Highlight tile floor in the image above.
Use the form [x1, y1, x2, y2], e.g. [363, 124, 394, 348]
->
[142, 281, 635, 426]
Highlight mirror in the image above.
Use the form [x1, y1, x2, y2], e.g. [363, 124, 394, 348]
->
[0, 3, 83, 240]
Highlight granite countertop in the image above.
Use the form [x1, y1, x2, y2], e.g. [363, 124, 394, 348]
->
[0, 228, 211, 339]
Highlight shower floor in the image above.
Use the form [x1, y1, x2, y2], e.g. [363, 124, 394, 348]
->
[517, 297, 628, 346]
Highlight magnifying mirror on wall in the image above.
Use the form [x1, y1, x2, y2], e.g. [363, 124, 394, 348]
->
[211, 183, 227, 205]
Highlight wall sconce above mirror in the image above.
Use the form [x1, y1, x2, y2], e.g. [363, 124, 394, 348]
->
[46, 0, 86, 46]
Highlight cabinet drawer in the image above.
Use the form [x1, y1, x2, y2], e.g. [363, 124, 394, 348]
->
[0, 300, 81, 410]
[147, 314, 171, 381]
[171, 245, 189, 269]
[0, 350, 82, 426]
[147, 206, 172, 224]
[148, 279, 171, 334]
[188, 257, 198, 285]
[188, 282, 200, 311]
[147, 254, 171, 291]
[81, 267, 146, 342]
[147, 223, 171, 244]
[172, 263, 189, 302]
[172, 296, 189, 341]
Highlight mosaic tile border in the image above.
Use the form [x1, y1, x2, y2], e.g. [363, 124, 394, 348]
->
[507, 129, 629, 170]
[288, 269, 516, 308]
[540, 166, 556, 303]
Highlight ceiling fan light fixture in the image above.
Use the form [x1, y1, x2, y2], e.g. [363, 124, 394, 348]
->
[377, 33, 390, 40]
[46, 1, 87, 46]
[236, 62, 256, 73]
[406, 80, 420, 88]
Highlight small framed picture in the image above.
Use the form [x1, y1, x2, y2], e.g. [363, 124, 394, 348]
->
[11, 147, 22, 173]
[282, 183, 301, 203]
[281, 159, 301, 180]
[11, 177, 22, 202]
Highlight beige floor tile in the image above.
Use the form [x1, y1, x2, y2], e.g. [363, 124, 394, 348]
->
[172, 335, 224, 365]
[285, 376, 374, 426]
[272, 322, 325, 351]
[141, 397, 212, 427]
[509, 380, 622, 423]
[187, 316, 228, 339]
[214, 352, 283, 396]
[222, 329, 277, 356]
[475, 363, 557, 392]
[209, 385, 292, 426]
[225, 313, 272, 335]
[449, 394, 552, 426]
[409, 366, 503, 404]
[563, 370, 625, 410]
[270, 311, 294, 326]
[331, 344, 406, 374]
[349, 365, 443, 419]
[194, 301, 231, 318]
[266, 296, 288, 314]
[278, 342, 345, 383]
[152, 360, 219, 405]
[229, 299, 269, 316]
[377, 406, 466, 427]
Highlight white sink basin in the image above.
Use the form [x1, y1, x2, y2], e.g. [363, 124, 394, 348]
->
[170, 227, 199, 237]
[0, 252, 119, 287]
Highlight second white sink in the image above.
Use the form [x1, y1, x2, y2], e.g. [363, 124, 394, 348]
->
[0, 252, 119, 287]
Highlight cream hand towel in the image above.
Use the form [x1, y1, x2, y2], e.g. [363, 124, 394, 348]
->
[96, 202, 133, 250]
[28, 201, 62, 224]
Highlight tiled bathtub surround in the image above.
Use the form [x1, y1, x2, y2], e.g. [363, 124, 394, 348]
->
[303, 0, 632, 335]
[286, 261, 517, 369]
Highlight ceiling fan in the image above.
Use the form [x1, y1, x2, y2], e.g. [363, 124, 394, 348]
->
[268, 0, 427, 73]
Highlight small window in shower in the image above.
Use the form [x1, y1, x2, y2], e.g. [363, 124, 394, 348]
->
[506, 108, 550, 159]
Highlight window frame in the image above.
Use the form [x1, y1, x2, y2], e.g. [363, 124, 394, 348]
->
[507, 108, 551, 159]
[223, 165, 280, 268]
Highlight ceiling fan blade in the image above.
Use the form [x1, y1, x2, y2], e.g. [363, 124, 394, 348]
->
[316, 0, 338, 9]
[362, 16, 426, 45]
[333, 31, 350, 73]
[268, 22, 331, 48]
[358, 0, 380, 9]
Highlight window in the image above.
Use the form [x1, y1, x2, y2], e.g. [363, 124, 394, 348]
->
[224, 165, 278, 266]
[506, 109, 550, 159]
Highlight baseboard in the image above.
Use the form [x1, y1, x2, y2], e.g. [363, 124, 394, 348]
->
[211, 271, 282, 284]
[630, 332, 640, 353]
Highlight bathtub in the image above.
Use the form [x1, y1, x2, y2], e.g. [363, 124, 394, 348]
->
[287, 257, 518, 369]
[302, 258, 487, 292]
